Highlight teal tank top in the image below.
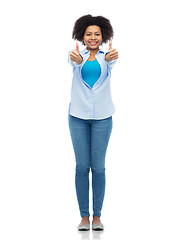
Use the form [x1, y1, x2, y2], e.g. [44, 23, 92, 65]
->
[81, 59, 101, 88]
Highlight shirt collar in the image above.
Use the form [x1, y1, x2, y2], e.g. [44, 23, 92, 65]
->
[82, 48, 104, 55]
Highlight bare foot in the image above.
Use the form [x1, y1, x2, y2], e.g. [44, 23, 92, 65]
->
[80, 216, 90, 226]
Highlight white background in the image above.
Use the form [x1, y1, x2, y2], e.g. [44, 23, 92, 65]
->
[0, 0, 185, 239]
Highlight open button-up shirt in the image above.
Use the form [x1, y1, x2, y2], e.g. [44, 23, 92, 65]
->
[68, 48, 116, 120]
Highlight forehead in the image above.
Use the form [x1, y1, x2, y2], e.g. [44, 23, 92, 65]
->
[85, 25, 101, 33]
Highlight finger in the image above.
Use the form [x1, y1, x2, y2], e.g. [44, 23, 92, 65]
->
[109, 48, 117, 52]
[109, 40, 112, 51]
[76, 42, 79, 53]
[109, 50, 117, 57]
[70, 53, 78, 61]
[109, 49, 117, 55]
[110, 53, 118, 59]
[71, 50, 79, 57]
[109, 50, 118, 60]
[70, 51, 81, 62]
[111, 54, 118, 60]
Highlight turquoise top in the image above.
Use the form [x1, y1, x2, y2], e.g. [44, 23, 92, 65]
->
[81, 59, 101, 88]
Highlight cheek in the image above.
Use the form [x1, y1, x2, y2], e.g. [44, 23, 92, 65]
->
[83, 39, 90, 46]
[99, 36, 103, 42]
[98, 38, 103, 44]
[83, 37, 89, 43]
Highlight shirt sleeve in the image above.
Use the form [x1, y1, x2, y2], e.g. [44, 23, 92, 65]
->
[106, 60, 117, 70]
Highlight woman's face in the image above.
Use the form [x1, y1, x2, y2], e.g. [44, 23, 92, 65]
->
[83, 25, 103, 50]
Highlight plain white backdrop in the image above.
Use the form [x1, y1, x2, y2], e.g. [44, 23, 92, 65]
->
[0, 0, 185, 239]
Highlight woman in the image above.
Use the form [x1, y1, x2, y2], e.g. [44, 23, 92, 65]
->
[68, 14, 118, 231]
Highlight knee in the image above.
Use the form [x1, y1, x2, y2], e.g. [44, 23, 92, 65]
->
[76, 166, 90, 176]
[91, 167, 105, 175]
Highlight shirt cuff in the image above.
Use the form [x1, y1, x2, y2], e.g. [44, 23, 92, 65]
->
[105, 56, 117, 69]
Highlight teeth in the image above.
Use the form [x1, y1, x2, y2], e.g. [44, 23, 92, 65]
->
[90, 42, 97, 45]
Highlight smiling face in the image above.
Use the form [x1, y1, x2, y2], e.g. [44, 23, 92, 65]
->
[83, 25, 103, 51]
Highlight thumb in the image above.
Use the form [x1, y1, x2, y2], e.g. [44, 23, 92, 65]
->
[109, 40, 112, 51]
[76, 42, 80, 53]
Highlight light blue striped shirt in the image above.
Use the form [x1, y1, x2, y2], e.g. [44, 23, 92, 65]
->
[68, 48, 117, 120]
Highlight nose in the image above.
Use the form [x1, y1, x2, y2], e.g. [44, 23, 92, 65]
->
[90, 34, 96, 40]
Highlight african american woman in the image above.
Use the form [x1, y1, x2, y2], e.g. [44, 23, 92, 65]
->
[68, 14, 118, 231]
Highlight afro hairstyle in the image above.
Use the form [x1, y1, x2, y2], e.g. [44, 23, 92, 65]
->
[72, 14, 114, 45]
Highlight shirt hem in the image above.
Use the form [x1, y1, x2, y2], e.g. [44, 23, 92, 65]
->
[69, 111, 115, 120]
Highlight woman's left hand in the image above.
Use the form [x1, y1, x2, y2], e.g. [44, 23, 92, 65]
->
[105, 41, 118, 62]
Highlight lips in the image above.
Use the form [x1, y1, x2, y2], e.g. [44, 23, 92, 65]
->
[89, 41, 98, 46]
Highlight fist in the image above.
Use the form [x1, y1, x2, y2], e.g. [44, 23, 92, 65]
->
[105, 40, 118, 62]
[70, 42, 83, 64]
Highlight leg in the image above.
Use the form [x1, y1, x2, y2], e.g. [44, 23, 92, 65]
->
[68, 115, 91, 217]
[91, 116, 113, 217]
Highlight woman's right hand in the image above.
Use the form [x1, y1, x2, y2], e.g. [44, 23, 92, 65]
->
[70, 42, 83, 64]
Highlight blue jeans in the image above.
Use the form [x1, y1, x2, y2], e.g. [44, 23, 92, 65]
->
[68, 114, 113, 217]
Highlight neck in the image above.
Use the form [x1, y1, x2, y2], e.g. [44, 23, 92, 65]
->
[86, 47, 99, 56]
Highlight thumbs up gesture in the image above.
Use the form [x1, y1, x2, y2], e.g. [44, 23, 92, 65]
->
[70, 42, 83, 64]
[105, 40, 118, 62]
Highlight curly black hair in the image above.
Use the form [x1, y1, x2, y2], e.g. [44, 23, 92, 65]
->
[72, 14, 114, 45]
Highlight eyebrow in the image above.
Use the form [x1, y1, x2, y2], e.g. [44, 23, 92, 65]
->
[86, 31, 101, 34]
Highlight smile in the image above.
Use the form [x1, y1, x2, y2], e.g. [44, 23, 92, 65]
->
[89, 41, 98, 46]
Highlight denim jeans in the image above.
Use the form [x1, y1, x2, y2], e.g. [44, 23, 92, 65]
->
[68, 114, 113, 217]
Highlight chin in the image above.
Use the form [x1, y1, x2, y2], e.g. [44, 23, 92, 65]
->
[87, 45, 100, 50]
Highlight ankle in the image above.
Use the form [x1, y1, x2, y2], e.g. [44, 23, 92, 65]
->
[93, 216, 100, 220]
